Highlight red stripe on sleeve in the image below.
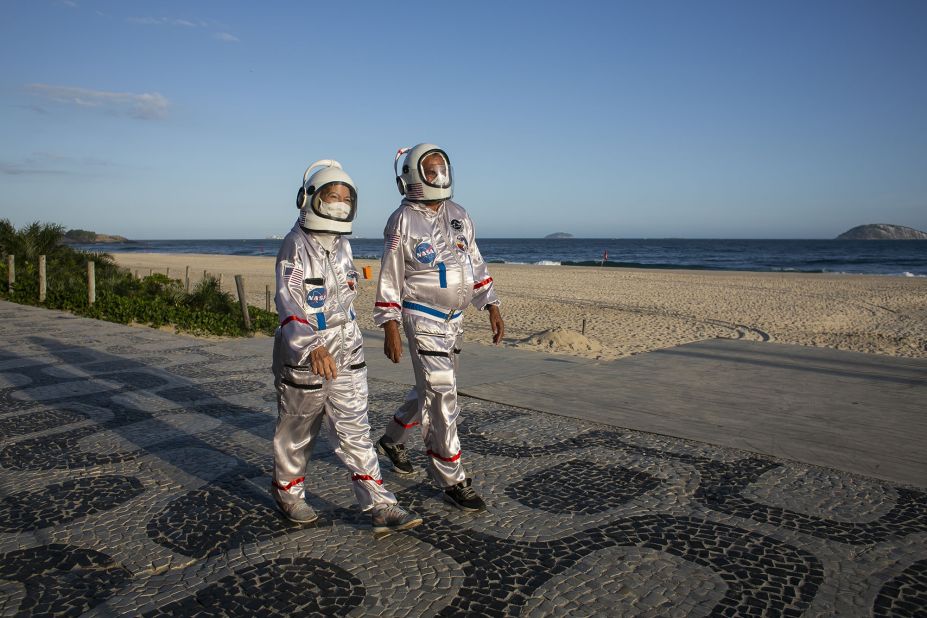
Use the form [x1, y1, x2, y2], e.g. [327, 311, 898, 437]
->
[280, 315, 310, 327]
[473, 277, 493, 290]
[376, 302, 401, 309]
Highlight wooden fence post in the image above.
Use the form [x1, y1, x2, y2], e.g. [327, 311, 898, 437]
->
[87, 261, 96, 306]
[185, 266, 190, 292]
[265, 284, 271, 312]
[218, 273, 223, 290]
[234, 275, 251, 330]
[6, 255, 13, 289]
[39, 255, 46, 302]
[166, 267, 170, 278]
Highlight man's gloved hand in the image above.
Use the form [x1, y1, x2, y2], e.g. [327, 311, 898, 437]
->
[310, 346, 338, 380]
[384, 320, 403, 363]
[488, 304, 505, 344]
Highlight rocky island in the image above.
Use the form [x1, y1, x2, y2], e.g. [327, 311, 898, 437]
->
[62, 229, 130, 244]
[836, 224, 927, 240]
[544, 232, 574, 239]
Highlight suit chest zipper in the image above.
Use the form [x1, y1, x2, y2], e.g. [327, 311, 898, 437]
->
[325, 250, 349, 356]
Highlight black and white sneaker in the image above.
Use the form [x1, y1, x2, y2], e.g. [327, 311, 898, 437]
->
[371, 504, 423, 536]
[443, 478, 486, 512]
[376, 436, 415, 475]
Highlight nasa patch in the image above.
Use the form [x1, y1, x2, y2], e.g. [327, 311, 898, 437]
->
[450, 219, 463, 231]
[306, 287, 327, 308]
[414, 241, 436, 264]
[455, 235, 469, 252]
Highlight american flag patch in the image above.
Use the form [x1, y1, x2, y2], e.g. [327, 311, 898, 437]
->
[405, 183, 424, 199]
[385, 234, 401, 252]
[285, 263, 304, 290]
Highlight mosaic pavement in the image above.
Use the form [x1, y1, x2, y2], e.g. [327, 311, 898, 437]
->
[0, 302, 925, 617]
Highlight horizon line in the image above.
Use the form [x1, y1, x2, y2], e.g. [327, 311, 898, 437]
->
[72, 235, 921, 242]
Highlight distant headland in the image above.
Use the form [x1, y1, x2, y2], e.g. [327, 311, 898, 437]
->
[836, 224, 927, 240]
[61, 229, 130, 244]
[544, 232, 574, 239]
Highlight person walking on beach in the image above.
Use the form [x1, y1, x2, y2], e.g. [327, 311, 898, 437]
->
[271, 159, 422, 535]
[374, 144, 504, 512]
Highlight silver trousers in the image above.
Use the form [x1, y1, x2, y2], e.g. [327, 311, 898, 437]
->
[272, 335, 396, 511]
[384, 313, 467, 488]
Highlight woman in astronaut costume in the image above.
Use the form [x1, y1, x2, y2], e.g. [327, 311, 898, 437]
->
[374, 144, 504, 512]
[272, 159, 422, 534]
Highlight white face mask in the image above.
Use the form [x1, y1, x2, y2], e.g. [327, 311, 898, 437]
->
[430, 170, 449, 187]
[318, 201, 351, 220]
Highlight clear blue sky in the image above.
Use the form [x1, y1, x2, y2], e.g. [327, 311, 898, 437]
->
[1, 1, 925, 239]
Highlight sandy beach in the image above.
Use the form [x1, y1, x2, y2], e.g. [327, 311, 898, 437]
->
[111, 252, 927, 360]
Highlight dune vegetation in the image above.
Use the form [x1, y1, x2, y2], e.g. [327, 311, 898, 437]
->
[0, 219, 277, 336]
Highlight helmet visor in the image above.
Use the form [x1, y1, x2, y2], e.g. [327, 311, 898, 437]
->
[312, 181, 357, 222]
[418, 150, 452, 189]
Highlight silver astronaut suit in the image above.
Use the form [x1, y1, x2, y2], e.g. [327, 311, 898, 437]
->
[374, 197, 500, 487]
[272, 170, 396, 512]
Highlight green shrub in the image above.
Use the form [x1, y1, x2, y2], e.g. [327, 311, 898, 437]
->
[249, 306, 279, 335]
[0, 219, 67, 262]
[186, 276, 236, 314]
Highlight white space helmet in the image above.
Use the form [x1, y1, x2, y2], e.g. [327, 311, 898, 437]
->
[394, 143, 453, 202]
[296, 159, 357, 235]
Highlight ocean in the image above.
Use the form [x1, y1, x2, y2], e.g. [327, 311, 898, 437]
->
[75, 238, 927, 277]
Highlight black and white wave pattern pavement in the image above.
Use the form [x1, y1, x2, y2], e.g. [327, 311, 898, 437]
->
[0, 303, 925, 617]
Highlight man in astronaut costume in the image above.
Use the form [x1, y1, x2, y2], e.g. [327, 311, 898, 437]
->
[374, 144, 504, 512]
[272, 159, 422, 534]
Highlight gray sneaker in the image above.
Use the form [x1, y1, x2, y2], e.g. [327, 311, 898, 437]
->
[274, 497, 319, 524]
[371, 504, 423, 535]
[376, 436, 415, 475]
